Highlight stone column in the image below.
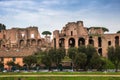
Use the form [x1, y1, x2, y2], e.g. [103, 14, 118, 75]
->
[56, 38, 59, 49]
[75, 37, 78, 48]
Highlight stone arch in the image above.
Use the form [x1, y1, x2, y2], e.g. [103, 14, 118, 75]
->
[68, 38, 75, 47]
[89, 37, 94, 46]
[115, 36, 119, 46]
[78, 37, 85, 46]
[26, 39, 30, 46]
[59, 38, 65, 48]
[37, 39, 42, 46]
[31, 39, 36, 46]
[98, 48, 102, 56]
[19, 40, 24, 47]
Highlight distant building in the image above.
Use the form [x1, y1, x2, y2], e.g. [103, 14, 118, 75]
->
[53, 21, 120, 57]
[0, 26, 45, 69]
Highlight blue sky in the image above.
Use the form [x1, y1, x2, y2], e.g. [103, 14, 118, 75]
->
[0, 0, 120, 35]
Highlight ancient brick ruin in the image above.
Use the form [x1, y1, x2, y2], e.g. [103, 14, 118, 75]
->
[53, 21, 120, 57]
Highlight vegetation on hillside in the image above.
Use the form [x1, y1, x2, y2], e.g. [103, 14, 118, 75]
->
[89, 27, 109, 32]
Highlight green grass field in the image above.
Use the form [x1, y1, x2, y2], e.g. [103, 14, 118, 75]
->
[0, 77, 120, 80]
[0, 71, 120, 75]
[0, 72, 120, 80]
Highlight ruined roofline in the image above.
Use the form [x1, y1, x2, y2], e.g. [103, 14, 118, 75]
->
[11, 26, 38, 29]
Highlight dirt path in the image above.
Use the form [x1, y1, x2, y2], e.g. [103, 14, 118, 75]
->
[0, 75, 120, 77]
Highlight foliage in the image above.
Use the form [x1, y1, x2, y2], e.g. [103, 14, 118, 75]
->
[90, 53, 101, 69]
[68, 47, 78, 60]
[42, 31, 51, 36]
[78, 45, 86, 53]
[36, 51, 46, 65]
[0, 61, 4, 70]
[0, 23, 6, 31]
[6, 61, 15, 67]
[48, 48, 66, 66]
[41, 53, 52, 69]
[23, 55, 37, 69]
[107, 46, 120, 72]
[68, 45, 99, 70]
[117, 31, 120, 33]
[74, 53, 87, 70]
[89, 27, 109, 32]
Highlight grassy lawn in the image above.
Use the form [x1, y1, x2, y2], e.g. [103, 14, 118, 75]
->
[0, 77, 120, 80]
[1, 71, 120, 75]
[0, 72, 120, 80]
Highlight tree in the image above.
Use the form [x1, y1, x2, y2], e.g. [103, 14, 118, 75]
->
[90, 53, 106, 71]
[36, 51, 46, 65]
[42, 31, 51, 37]
[68, 47, 78, 60]
[6, 61, 15, 71]
[78, 45, 86, 53]
[41, 53, 52, 70]
[68, 47, 78, 70]
[107, 46, 120, 72]
[78, 45, 98, 70]
[89, 27, 109, 32]
[42, 31, 52, 46]
[23, 55, 37, 70]
[0, 23, 6, 31]
[117, 31, 120, 34]
[0, 61, 4, 71]
[74, 53, 87, 71]
[48, 48, 65, 69]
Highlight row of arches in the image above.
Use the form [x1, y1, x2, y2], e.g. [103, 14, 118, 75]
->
[19, 39, 42, 47]
[56, 36, 120, 56]
[58, 36, 120, 48]
[59, 37, 94, 48]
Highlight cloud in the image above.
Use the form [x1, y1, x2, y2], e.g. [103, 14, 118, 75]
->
[0, 0, 120, 35]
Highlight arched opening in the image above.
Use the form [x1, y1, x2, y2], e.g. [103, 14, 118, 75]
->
[31, 39, 36, 46]
[98, 48, 102, 56]
[38, 39, 42, 46]
[108, 41, 111, 46]
[71, 31, 73, 36]
[68, 38, 75, 47]
[89, 39, 94, 46]
[78, 37, 85, 46]
[19, 40, 24, 47]
[59, 38, 65, 48]
[98, 37, 102, 47]
[26, 39, 30, 47]
[115, 36, 119, 46]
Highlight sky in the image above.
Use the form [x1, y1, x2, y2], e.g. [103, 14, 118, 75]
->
[0, 0, 120, 36]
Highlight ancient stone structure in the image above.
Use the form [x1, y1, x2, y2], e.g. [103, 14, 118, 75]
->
[53, 21, 120, 57]
[0, 26, 45, 69]
[0, 26, 44, 49]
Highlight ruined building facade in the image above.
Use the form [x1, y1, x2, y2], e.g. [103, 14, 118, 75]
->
[53, 21, 120, 57]
[0, 27, 44, 49]
[0, 26, 45, 69]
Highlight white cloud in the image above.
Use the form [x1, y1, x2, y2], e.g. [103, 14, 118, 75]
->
[0, 0, 120, 37]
